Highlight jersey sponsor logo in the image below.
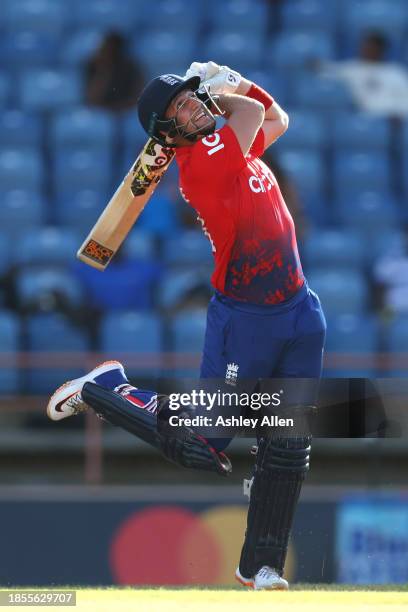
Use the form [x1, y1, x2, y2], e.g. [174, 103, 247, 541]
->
[202, 133, 225, 156]
[248, 171, 274, 194]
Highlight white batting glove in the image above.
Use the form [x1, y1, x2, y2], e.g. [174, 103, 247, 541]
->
[185, 61, 242, 95]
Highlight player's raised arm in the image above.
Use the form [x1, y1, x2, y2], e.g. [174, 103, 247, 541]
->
[217, 92, 264, 156]
[185, 61, 289, 151]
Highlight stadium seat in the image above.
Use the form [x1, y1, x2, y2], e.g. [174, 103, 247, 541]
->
[267, 32, 335, 70]
[0, 73, 11, 109]
[203, 32, 264, 72]
[289, 76, 353, 111]
[307, 269, 368, 315]
[135, 193, 180, 236]
[14, 227, 81, 266]
[0, 111, 42, 147]
[15, 267, 84, 309]
[132, 32, 196, 78]
[72, 0, 140, 32]
[3, 0, 70, 33]
[0, 149, 44, 190]
[324, 313, 379, 377]
[246, 70, 288, 105]
[370, 229, 406, 261]
[335, 191, 398, 231]
[19, 69, 82, 111]
[0, 190, 45, 235]
[333, 152, 390, 193]
[341, 0, 407, 39]
[209, 0, 269, 35]
[275, 110, 327, 149]
[0, 233, 12, 276]
[0, 311, 20, 394]
[332, 114, 391, 150]
[100, 312, 163, 375]
[0, 31, 60, 67]
[60, 30, 105, 67]
[303, 230, 366, 269]
[387, 316, 408, 353]
[55, 189, 107, 231]
[53, 148, 112, 192]
[122, 230, 156, 262]
[25, 313, 89, 394]
[281, 0, 337, 30]
[157, 269, 212, 310]
[163, 231, 213, 266]
[149, 0, 202, 33]
[169, 309, 207, 375]
[51, 108, 116, 149]
[121, 111, 152, 151]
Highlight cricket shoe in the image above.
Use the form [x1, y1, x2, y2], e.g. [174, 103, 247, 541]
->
[235, 566, 289, 590]
[47, 361, 127, 421]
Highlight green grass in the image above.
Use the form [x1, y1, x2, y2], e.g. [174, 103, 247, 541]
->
[3, 587, 408, 611]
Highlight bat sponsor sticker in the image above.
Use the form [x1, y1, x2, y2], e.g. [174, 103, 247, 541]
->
[80, 239, 114, 266]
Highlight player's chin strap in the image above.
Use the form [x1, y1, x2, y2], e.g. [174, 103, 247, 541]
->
[81, 382, 232, 477]
[149, 85, 224, 148]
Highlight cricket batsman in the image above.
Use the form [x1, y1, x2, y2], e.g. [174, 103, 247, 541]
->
[47, 62, 326, 590]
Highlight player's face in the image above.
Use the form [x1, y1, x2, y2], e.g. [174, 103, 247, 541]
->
[165, 90, 216, 142]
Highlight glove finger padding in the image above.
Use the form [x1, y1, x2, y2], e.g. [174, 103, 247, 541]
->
[185, 60, 221, 82]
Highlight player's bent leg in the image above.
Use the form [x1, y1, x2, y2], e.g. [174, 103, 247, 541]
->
[236, 433, 311, 589]
[81, 382, 232, 477]
[46, 361, 128, 421]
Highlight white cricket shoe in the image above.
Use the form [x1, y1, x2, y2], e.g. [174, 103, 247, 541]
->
[235, 565, 289, 590]
[47, 361, 126, 421]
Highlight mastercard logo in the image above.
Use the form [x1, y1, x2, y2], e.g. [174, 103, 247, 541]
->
[110, 505, 295, 585]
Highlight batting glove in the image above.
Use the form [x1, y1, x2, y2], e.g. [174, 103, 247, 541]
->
[185, 61, 242, 95]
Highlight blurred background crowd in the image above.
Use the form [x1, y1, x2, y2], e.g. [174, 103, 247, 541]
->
[1, 0, 408, 588]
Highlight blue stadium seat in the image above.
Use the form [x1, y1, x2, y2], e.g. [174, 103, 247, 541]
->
[324, 313, 379, 377]
[290, 76, 353, 111]
[332, 114, 391, 150]
[72, 0, 140, 32]
[267, 32, 335, 69]
[0, 149, 44, 190]
[0, 31, 60, 67]
[0, 190, 45, 235]
[122, 230, 156, 262]
[275, 110, 327, 149]
[25, 313, 89, 394]
[370, 229, 406, 261]
[275, 150, 327, 224]
[53, 148, 112, 192]
[0, 111, 42, 147]
[55, 189, 107, 231]
[0, 73, 11, 109]
[51, 108, 116, 149]
[19, 69, 82, 111]
[101, 312, 162, 351]
[307, 269, 368, 315]
[121, 111, 152, 151]
[282, 0, 337, 30]
[303, 230, 366, 269]
[341, 0, 407, 39]
[157, 269, 211, 310]
[335, 191, 398, 231]
[209, 0, 269, 34]
[203, 32, 264, 72]
[134, 192, 180, 236]
[150, 0, 202, 33]
[132, 32, 196, 78]
[246, 70, 288, 105]
[60, 30, 105, 67]
[163, 231, 213, 266]
[16, 266, 84, 309]
[170, 309, 207, 351]
[387, 316, 408, 352]
[3, 0, 70, 33]
[0, 233, 12, 276]
[333, 152, 390, 193]
[15, 227, 81, 266]
[0, 311, 20, 394]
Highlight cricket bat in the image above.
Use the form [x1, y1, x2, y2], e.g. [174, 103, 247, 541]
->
[77, 138, 174, 270]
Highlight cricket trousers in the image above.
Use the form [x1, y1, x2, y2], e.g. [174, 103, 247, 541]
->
[199, 281, 326, 451]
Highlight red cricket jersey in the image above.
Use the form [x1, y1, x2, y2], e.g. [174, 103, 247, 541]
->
[175, 125, 304, 305]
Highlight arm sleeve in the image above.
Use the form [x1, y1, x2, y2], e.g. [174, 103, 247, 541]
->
[188, 125, 247, 193]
